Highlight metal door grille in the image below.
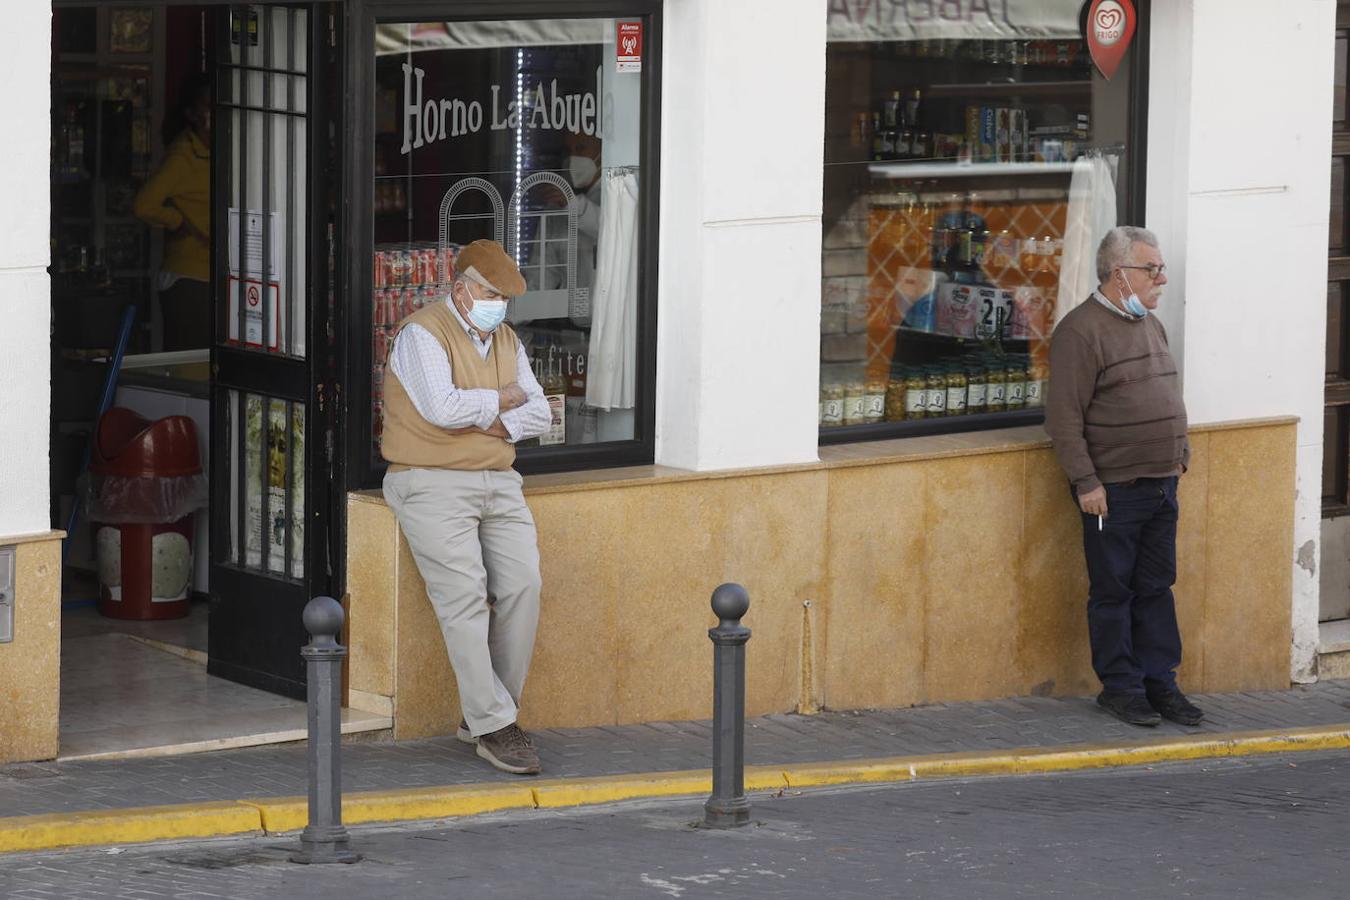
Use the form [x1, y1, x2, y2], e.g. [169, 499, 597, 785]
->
[217, 4, 310, 579]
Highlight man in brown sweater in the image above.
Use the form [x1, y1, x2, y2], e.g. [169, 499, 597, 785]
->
[381, 240, 553, 774]
[1045, 226, 1203, 728]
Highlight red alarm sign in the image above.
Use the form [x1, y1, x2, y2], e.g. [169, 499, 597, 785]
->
[617, 20, 642, 73]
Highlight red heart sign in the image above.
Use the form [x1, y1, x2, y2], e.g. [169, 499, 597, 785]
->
[1096, 8, 1122, 30]
[1087, 0, 1136, 80]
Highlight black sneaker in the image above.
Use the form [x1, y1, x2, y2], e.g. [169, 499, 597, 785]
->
[1148, 689, 1205, 726]
[455, 719, 475, 745]
[1097, 691, 1162, 726]
[476, 723, 541, 775]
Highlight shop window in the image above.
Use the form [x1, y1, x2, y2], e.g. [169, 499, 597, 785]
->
[361, 13, 658, 480]
[820, 2, 1144, 441]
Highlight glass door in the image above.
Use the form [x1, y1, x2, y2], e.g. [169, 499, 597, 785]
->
[209, 3, 337, 698]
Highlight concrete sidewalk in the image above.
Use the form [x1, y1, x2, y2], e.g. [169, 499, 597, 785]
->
[4, 681, 1350, 853]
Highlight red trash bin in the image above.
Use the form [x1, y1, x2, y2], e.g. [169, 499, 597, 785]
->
[86, 408, 206, 620]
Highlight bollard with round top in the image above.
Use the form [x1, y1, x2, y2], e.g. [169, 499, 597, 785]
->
[290, 596, 360, 865]
[704, 583, 752, 829]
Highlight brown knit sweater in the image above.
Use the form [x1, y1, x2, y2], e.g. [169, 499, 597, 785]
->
[1045, 297, 1190, 494]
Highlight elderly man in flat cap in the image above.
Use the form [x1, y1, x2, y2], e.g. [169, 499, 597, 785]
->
[381, 239, 552, 774]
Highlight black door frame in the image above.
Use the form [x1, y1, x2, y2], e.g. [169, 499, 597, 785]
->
[340, 0, 663, 491]
[206, 1, 343, 698]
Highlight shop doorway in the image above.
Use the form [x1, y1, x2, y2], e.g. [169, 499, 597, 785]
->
[50, 2, 374, 759]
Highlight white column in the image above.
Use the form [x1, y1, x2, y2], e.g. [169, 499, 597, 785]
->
[1150, 0, 1336, 682]
[0, 5, 52, 537]
[655, 0, 826, 471]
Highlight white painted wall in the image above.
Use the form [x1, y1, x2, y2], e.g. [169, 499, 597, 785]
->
[0, 5, 52, 538]
[1147, 0, 1336, 681]
[655, 0, 826, 470]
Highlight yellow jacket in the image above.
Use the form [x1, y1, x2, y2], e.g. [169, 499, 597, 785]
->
[133, 129, 210, 281]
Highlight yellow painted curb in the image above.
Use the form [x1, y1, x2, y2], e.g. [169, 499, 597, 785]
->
[0, 802, 261, 854]
[246, 784, 538, 833]
[780, 724, 1350, 788]
[530, 767, 787, 810]
[3, 723, 1349, 854]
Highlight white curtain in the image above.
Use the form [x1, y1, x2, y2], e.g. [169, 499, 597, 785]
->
[1055, 154, 1118, 326]
[585, 169, 639, 410]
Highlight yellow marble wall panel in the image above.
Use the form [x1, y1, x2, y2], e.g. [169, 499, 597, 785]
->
[392, 528, 462, 739]
[0, 540, 61, 763]
[820, 463, 927, 710]
[1017, 448, 1096, 698]
[345, 498, 397, 698]
[1200, 425, 1295, 692]
[603, 473, 825, 724]
[367, 420, 1299, 735]
[922, 453, 1026, 702]
[1173, 433, 1210, 692]
[518, 490, 619, 730]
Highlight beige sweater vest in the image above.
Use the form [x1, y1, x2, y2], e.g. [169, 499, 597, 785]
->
[380, 302, 519, 472]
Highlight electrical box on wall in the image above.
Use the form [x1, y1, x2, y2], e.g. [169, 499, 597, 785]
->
[0, 546, 14, 643]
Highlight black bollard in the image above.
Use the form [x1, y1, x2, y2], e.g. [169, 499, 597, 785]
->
[704, 583, 751, 829]
[290, 597, 360, 864]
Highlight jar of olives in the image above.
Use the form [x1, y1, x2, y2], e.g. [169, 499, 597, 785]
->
[885, 376, 908, 421]
[945, 367, 968, 416]
[985, 364, 1007, 412]
[904, 369, 927, 419]
[1025, 361, 1047, 408]
[1005, 361, 1027, 410]
[820, 383, 844, 427]
[843, 379, 866, 426]
[965, 364, 987, 414]
[924, 367, 948, 416]
[864, 377, 887, 423]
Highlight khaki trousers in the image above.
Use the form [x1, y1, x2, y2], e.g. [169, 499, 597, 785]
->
[382, 467, 541, 737]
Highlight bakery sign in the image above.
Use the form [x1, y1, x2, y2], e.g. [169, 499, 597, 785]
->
[826, 0, 1083, 41]
[401, 62, 601, 154]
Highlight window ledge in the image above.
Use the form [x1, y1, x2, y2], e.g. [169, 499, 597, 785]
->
[348, 417, 1299, 504]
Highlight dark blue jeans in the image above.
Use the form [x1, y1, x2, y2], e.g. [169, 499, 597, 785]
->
[1079, 476, 1182, 696]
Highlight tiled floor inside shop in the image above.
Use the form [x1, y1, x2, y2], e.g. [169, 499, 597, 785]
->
[59, 572, 390, 761]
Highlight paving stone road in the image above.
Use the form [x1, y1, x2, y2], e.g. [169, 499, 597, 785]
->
[3, 750, 1349, 898]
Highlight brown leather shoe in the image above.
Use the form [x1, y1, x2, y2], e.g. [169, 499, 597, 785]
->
[475, 722, 540, 775]
[455, 719, 475, 745]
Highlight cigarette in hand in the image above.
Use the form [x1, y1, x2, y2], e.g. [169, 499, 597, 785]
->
[1097, 515, 1103, 532]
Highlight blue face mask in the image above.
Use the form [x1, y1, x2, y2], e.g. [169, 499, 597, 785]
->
[459, 285, 509, 332]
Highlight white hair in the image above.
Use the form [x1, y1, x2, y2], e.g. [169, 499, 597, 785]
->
[1096, 226, 1160, 283]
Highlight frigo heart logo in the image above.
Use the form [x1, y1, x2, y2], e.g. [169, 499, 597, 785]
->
[1096, 8, 1122, 30]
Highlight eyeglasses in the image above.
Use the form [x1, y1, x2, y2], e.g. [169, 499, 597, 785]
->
[1119, 263, 1167, 281]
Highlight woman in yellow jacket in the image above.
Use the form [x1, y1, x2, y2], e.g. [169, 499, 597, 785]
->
[134, 77, 211, 350]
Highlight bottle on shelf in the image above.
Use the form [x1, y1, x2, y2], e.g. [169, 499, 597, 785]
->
[883, 90, 902, 131]
[905, 89, 923, 131]
[881, 123, 899, 160]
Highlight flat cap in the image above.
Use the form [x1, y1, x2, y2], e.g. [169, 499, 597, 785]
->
[456, 239, 527, 297]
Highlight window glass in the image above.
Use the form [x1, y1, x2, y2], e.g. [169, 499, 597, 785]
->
[371, 19, 645, 463]
[821, 3, 1135, 432]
